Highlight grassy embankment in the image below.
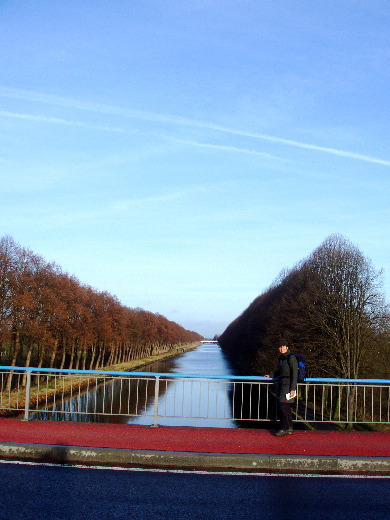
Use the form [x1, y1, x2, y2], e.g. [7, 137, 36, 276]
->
[0, 342, 201, 417]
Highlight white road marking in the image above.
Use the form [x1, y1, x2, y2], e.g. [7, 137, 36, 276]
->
[0, 459, 388, 478]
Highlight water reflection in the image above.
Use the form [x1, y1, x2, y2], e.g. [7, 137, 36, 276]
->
[228, 379, 279, 429]
[36, 375, 158, 424]
[32, 344, 268, 428]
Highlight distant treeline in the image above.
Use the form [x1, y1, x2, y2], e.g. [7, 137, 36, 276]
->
[0, 236, 202, 376]
[219, 235, 389, 379]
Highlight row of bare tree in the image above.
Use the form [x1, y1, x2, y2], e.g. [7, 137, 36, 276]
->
[0, 236, 202, 379]
[219, 235, 389, 379]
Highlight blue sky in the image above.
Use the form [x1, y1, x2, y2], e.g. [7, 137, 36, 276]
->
[1, 1, 389, 337]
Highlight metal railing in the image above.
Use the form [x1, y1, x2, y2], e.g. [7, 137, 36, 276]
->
[1, 366, 389, 427]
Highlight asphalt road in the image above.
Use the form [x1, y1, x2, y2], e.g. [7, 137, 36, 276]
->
[0, 462, 389, 520]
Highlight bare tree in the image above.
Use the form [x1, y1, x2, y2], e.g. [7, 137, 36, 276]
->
[304, 234, 387, 379]
[219, 234, 389, 380]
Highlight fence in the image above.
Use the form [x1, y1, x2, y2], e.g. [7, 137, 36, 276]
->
[1, 366, 389, 427]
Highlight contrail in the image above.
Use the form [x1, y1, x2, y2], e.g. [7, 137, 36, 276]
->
[162, 135, 288, 160]
[1, 86, 389, 166]
[0, 110, 123, 132]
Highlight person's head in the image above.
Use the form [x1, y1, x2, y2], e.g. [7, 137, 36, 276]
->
[278, 340, 289, 355]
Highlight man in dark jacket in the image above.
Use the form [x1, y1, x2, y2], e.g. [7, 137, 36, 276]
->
[267, 340, 298, 436]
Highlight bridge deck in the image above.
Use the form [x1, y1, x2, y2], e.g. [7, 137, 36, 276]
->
[0, 418, 389, 458]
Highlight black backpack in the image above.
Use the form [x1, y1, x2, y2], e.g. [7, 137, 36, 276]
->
[289, 353, 307, 383]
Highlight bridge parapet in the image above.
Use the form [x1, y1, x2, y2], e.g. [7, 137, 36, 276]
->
[1, 366, 389, 428]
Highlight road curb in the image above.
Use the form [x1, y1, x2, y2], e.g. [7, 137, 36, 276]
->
[0, 442, 389, 475]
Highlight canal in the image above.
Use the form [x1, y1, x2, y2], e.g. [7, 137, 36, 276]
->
[133, 342, 241, 427]
[34, 342, 246, 428]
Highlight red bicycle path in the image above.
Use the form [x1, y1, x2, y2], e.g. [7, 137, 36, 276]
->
[0, 419, 389, 458]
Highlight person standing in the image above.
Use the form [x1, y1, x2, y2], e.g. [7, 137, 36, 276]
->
[266, 340, 298, 436]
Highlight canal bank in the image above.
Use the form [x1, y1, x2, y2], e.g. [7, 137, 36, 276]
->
[0, 419, 388, 475]
[1, 342, 201, 420]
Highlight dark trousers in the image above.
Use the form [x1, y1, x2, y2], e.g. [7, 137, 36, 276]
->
[278, 402, 293, 430]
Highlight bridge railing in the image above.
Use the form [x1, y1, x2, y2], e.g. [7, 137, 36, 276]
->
[0, 366, 389, 427]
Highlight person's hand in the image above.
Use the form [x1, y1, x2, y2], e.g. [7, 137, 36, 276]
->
[264, 375, 270, 378]
[290, 390, 296, 398]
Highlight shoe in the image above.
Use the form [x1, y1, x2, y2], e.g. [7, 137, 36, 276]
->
[274, 430, 289, 437]
[287, 427, 293, 435]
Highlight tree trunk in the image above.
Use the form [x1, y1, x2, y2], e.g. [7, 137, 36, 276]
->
[74, 348, 82, 371]
[49, 339, 58, 369]
[22, 341, 34, 387]
[6, 329, 21, 392]
[68, 340, 76, 369]
[89, 345, 96, 370]
[59, 335, 67, 369]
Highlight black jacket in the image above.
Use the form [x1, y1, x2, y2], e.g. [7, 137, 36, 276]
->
[273, 352, 298, 402]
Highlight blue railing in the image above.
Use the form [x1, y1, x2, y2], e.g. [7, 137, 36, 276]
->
[2, 365, 389, 383]
[1, 366, 389, 426]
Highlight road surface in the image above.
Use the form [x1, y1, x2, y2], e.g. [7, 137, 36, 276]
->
[0, 461, 389, 520]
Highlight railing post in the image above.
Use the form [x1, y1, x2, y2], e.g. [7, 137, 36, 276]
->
[22, 371, 32, 421]
[152, 376, 160, 427]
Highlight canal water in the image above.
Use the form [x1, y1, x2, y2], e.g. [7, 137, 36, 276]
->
[132, 342, 241, 427]
[34, 342, 246, 428]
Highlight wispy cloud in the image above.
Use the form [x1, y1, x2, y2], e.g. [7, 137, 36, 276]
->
[0, 110, 124, 132]
[161, 136, 289, 161]
[10, 184, 219, 227]
[112, 184, 214, 211]
[112, 192, 186, 211]
[216, 128, 390, 167]
[1, 85, 390, 166]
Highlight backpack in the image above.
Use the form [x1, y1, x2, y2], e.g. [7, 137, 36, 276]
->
[288, 353, 307, 383]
